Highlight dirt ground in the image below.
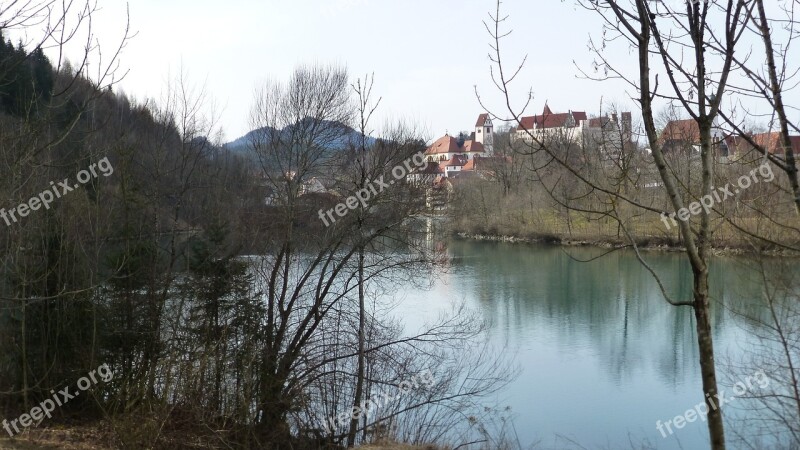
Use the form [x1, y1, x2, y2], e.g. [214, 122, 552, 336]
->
[0, 430, 440, 450]
[0, 430, 104, 449]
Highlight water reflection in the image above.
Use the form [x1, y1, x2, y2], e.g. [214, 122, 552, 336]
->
[400, 240, 777, 449]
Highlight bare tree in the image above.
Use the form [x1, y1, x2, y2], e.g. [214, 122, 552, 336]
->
[478, 1, 759, 448]
[0, 0, 130, 426]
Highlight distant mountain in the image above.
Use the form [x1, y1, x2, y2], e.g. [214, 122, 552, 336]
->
[224, 120, 375, 153]
[224, 126, 278, 152]
[189, 135, 219, 150]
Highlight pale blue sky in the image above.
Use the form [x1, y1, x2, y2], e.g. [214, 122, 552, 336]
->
[47, 0, 636, 142]
[7, 0, 799, 143]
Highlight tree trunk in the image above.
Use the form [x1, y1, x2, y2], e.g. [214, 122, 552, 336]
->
[258, 371, 292, 449]
[347, 246, 366, 447]
[754, 0, 800, 216]
[692, 267, 726, 450]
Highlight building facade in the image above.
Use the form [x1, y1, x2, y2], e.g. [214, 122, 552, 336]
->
[423, 114, 495, 178]
[513, 104, 632, 157]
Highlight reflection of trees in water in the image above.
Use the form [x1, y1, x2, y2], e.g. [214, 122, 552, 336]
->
[718, 259, 800, 449]
[448, 241, 783, 388]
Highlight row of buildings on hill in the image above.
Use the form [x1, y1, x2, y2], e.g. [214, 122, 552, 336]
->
[512, 104, 633, 154]
[275, 105, 800, 207]
[416, 113, 499, 180]
[408, 104, 800, 191]
[413, 105, 633, 184]
[657, 118, 800, 162]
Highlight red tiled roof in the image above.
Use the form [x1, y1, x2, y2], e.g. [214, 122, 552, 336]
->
[746, 132, 800, 154]
[447, 155, 469, 167]
[516, 106, 587, 131]
[425, 135, 460, 155]
[516, 113, 574, 130]
[417, 162, 445, 174]
[475, 113, 489, 127]
[463, 155, 510, 172]
[517, 116, 536, 131]
[660, 119, 701, 145]
[462, 140, 485, 153]
[425, 135, 486, 155]
[722, 134, 740, 152]
[658, 123, 800, 156]
[751, 132, 782, 153]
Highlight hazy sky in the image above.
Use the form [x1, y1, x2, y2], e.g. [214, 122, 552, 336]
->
[8, 0, 800, 143]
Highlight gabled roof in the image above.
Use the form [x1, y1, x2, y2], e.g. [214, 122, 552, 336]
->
[517, 113, 582, 130]
[426, 135, 460, 155]
[475, 113, 490, 127]
[657, 121, 800, 156]
[573, 111, 588, 121]
[447, 154, 469, 167]
[462, 140, 485, 153]
[422, 162, 445, 174]
[516, 105, 588, 131]
[660, 119, 701, 145]
[425, 135, 486, 155]
[743, 132, 800, 155]
[463, 155, 510, 172]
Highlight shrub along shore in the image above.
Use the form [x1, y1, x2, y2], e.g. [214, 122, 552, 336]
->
[449, 213, 800, 257]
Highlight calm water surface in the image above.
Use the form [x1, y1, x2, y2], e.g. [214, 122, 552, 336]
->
[397, 240, 775, 450]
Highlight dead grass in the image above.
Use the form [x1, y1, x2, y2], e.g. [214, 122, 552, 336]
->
[451, 204, 800, 254]
[358, 444, 445, 450]
[0, 426, 110, 449]
[0, 429, 444, 450]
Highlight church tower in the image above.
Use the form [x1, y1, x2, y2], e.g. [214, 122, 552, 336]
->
[475, 113, 494, 155]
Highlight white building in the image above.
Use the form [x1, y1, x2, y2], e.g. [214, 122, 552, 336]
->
[513, 104, 632, 156]
[474, 113, 494, 154]
[513, 104, 587, 143]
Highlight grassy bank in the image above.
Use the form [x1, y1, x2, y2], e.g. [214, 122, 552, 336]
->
[447, 192, 800, 255]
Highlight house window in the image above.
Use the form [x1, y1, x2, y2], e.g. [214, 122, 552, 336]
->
[477, 129, 481, 133]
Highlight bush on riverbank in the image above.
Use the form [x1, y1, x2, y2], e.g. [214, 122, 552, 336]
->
[447, 172, 800, 254]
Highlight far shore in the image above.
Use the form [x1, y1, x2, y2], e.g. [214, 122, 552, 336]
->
[453, 231, 800, 257]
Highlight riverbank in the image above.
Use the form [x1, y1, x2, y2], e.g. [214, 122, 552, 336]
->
[453, 231, 800, 257]
[0, 428, 105, 449]
[0, 427, 443, 450]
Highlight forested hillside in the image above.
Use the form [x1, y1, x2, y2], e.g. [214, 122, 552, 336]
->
[0, 14, 505, 449]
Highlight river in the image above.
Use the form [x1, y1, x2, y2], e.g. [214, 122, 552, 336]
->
[397, 239, 785, 450]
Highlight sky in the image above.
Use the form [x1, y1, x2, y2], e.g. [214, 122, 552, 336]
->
[5, 0, 799, 144]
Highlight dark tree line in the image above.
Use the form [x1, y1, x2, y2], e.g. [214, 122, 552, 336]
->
[0, 30, 52, 117]
[0, 6, 513, 448]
